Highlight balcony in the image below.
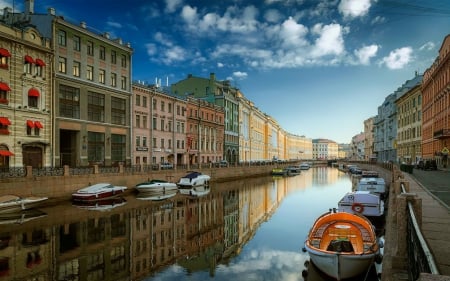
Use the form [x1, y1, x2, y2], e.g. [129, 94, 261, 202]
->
[433, 129, 450, 139]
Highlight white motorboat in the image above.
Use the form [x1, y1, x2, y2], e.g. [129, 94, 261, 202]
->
[135, 179, 178, 194]
[303, 210, 380, 280]
[0, 195, 48, 214]
[136, 189, 178, 201]
[337, 191, 384, 217]
[177, 171, 210, 187]
[299, 163, 311, 170]
[357, 177, 386, 199]
[72, 183, 127, 201]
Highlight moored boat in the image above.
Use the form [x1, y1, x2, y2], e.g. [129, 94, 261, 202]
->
[136, 189, 178, 201]
[357, 177, 386, 199]
[72, 197, 127, 211]
[299, 163, 311, 170]
[177, 171, 210, 188]
[72, 183, 127, 201]
[337, 191, 384, 217]
[271, 168, 287, 176]
[285, 166, 301, 175]
[303, 209, 380, 280]
[0, 195, 48, 214]
[135, 179, 178, 194]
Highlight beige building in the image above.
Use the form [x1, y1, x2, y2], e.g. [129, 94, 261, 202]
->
[6, 2, 134, 167]
[396, 76, 423, 164]
[285, 133, 313, 160]
[132, 82, 188, 167]
[364, 117, 375, 161]
[312, 139, 339, 160]
[0, 20, 52, 168]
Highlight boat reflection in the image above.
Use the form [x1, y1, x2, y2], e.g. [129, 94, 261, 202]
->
[0, 167, 353, 281]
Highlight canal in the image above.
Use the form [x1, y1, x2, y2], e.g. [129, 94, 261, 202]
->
[0, 166, 381, 280]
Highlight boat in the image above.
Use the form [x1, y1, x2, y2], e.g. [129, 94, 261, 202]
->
[285, 166, 301, 175]
[71, 183, 127, 201]
[179, 185, 211, 197]
[303, 209, 380, 280]
[72, 197, 127, 211]
[337, 191, 384, 218]
[271, 167, 287, 176]
[299, 163, 311, 170]
[136, 189, 178, 201]
[0, 209, 47, 225]
[0, 195, 48, 214]
[177, 171, 210, 188]
[357, 177, 386, 199]
[135, 179, 178, 194]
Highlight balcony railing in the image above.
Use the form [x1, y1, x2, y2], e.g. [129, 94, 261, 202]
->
[433, 129, 450, 139]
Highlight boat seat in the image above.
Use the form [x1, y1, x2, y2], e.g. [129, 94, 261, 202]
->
[326, 239, 354, 253]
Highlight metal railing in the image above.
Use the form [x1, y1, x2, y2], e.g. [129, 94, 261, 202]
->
[401, 182, 440, 280]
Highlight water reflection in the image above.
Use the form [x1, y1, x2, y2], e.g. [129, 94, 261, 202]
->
[0, 167, 359, 281]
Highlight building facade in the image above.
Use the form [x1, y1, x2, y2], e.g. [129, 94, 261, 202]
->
[171, 73, 239, 164]
[0, 19, 53, 168]
[312, 139, 338, 160]
[396, 75, 423, 164]
[364, 117, 375, 162]
[14, 2, 134, 167]
[350, 132, 365, 161]
[422, 35, 450, 167]
[132, 82, 188, 167]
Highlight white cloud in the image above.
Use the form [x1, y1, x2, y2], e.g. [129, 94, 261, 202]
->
[106, 20, 122, 29]
[311, 23, 347, 57]
[354, 44, 379, 65]
[338, 0, 371, 19]
[217, 62, 224, 68]
[165, 0, 183, 13]
[419, 41, 435, 51]
[278, 17, 309, 48]
[181, 5, 197, 24]
[264, 9, 282, 23]
[380, 47, 413, 69]
[233, 71, 248, 79]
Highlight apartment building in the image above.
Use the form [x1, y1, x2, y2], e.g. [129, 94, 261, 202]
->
[351, 132, 365, 161]
[285, 133, 313, 160]
[312, 139, 338, 160]
[5, 0, 134, 167]
[0, 19, 52, 168]
[396, 74, 423, 164]
[186, 97, 224, 164]
[171, 73, 239, 163]
[364, 117, 375, 162]
[422, 35, 450, 167]
[132, 82, 188, 166]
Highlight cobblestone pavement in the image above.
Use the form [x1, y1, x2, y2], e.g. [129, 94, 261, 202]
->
[410, 168, 450, 209]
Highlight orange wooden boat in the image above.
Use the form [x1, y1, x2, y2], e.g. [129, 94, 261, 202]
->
[303, 210, 380, 280]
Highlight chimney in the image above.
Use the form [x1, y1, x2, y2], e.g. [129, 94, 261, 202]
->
[25, 0, 34, 14]
[210, 72, 216, 81]
[80, 22, 86, 28]
[103, 32, 110, 39]
[48, 8, 55, 15]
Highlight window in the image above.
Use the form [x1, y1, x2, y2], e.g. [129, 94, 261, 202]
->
[59, 84, 80, 119]
[136, 115, 140, 128]
[73, 35, 81, 51]
[58, 57, 66, 73]
[28, 95, 38, 108]
[99, 46, 106, 60]
[73, 61, 80, 77]
[121, 54, 127, 67]
[88, 91, 105, 122]
[160, 138, 164, 148]
[121, 76, 127, 90]
[168, 103, 172, 113]
[138, 96, 146, 108]
[58, 30, 67, 46]
[143, 137, 147, 147]
[136, 136, 141, 146]
[111, 97, 126, 125]
[136, 95, 141, 106]
[143, 116, 147, 129]
[152, 99, 157, 110]
[99, 69, 105, 84]
[111, 73, 117, 87]
[111, 134, 126, 164]
[152, 118, 157, 129]
[161, 101, 165, 111]
[160, 119, 165, 131]
[86, 65, 93, 81]
[88, 132, 105, 164]
[87, 41, 94, 56]
[152, 138, 157, 148]
[111, 50, 117, 64]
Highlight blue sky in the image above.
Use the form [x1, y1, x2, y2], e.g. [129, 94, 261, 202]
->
[3, 0, 450, 143]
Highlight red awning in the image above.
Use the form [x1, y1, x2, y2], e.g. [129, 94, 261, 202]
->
[0, 117, 11, 126]
[0, 82, 11, 91]
[34, 121, 43, 128]
[24, 55, 35, 64]
[27, 120, 35, 128]
[0, 48, 11, 57]
[28, 88, 40, 97]
[0, 150, 14, 156]
[35, 58, 46, 66]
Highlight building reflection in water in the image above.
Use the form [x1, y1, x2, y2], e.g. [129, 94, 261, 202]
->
[0, 167, 347, 281]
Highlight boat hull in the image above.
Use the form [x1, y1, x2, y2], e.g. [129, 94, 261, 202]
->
[136, 184, 178, 194]
[72, 190, 124, 201]
[305, 245, 376, 280]
[0, 196, 48, 214]
[177, 173, 210, 187]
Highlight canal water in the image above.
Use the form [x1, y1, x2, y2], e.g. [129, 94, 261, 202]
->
[0, 166, 381, 281]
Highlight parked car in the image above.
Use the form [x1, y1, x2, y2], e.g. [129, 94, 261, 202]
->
[160, 162, 173, 169]
[416, 160, 437, 170]
[215, 160, 228, 167]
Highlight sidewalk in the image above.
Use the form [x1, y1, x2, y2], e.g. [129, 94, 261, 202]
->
[403, 168, 450, 276]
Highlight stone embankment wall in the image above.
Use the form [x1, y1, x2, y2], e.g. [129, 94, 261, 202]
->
[0, 165, 271, 203]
